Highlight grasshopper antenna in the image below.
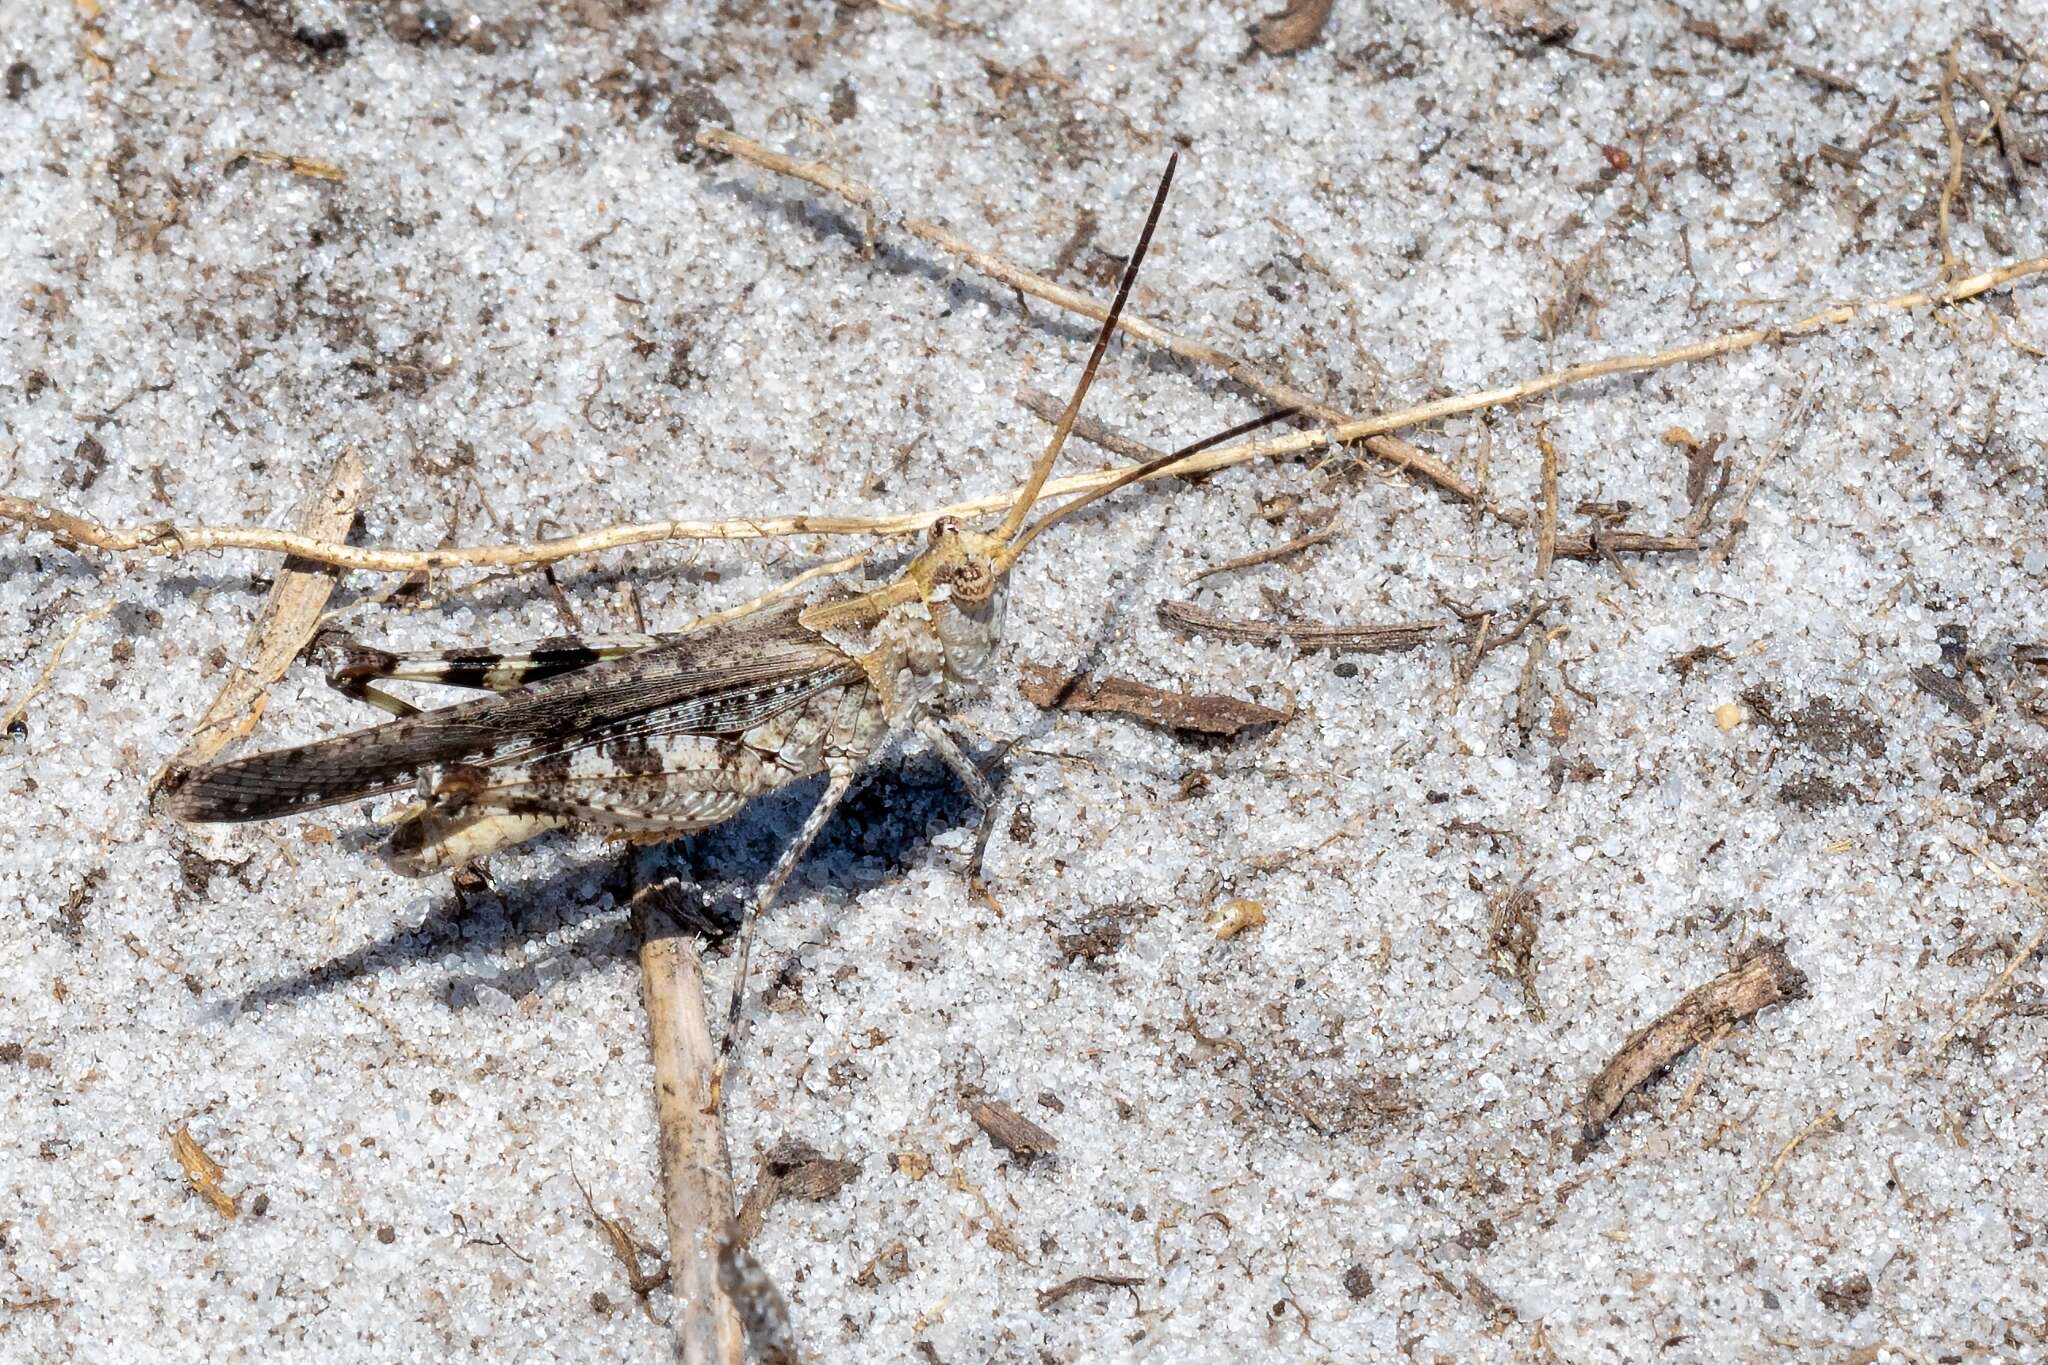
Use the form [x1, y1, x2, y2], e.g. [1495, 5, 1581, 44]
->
[1001, 405, 1300, 562]
[992, 152, 1179, 544]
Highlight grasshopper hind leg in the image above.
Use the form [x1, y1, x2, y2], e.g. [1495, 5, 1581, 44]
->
[314, 630, 664, 719]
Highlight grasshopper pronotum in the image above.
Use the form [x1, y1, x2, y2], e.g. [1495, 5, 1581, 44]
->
[167, 152, 1285, 1061]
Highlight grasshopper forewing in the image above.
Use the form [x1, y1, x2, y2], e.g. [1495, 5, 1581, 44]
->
[168, 151, 1287, 1069]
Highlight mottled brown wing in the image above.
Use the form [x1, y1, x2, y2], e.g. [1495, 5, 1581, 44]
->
[165, 602, 862, 823]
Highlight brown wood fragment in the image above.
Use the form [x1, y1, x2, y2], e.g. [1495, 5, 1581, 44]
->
[733, 1140, 862, 1246]
[1535, 426, 1559, 579]
[1910, 665, 1982, 722]
[635, 895, 748, 1362]
[170, 1125, 238, 1220]
[1015, 387, 1169, 465]
[1251, 0, 1333, 55]
[1186, 524, 1334, 583]
[1018, 662, 1291, 738]
[1682, 17, 1772, 54]
[154, 449, 365, 794]
[1157, 600, 1439, 654]
[1666, 641, 1731, 680]
[1038, 1272, 1145, 1310]
[851, 1240, 910, 1289]
[1580, 942, 1809, 1145]
[573, 1173, 670, 1319]
[971, 1100, 1058, 1158]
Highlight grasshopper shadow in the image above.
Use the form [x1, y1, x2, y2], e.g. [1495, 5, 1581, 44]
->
[224, 747, 991, 1017]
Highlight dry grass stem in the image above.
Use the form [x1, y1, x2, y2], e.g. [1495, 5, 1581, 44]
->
[0, 598, 116, 735]
[635, 887, 746, 1364]
[5, 226, 2041, 577]
[1157, 600, 1439, 654]
[1186, 525, 1335, 583]
[1747, 1106, 1841, 1216]
[153, 450, 364, 792]
[1935, 40, 1966, 276]
[1535, 426, 1560, 579]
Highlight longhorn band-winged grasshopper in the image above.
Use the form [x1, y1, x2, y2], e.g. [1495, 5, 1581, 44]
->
[168, 153, 1278, 1057]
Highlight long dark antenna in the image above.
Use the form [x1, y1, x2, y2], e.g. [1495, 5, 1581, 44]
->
[1002, 406, 1299, 562]
[993, 152, 1179, 543]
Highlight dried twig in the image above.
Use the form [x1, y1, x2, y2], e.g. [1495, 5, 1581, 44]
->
[1580, 942, 1809, 1144]
[634, 883, 746, 1364]
[573, 1172, 670, 1315]
[1016, 386, 1171, 464]
[1535, 425, 1560, 578]
[228, 149, 346, 183]
[700, 126, 1473, 503]
[153, 451, 364, 792]
[7, 246, 2042, 575]
[1910, 853, 2047, 1073]
[1157, 600, 1438, 654]
[1019, 662, 1290, 737]
[1748, 1106, 1841, 1215]
[1038, 1272, 1145, 1310]
[1936, 39, 1966, 276]
[0, 598, 116, 736]
[1186, 525, 1334, 583]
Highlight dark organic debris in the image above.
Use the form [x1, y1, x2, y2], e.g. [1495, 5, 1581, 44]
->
[1818, 1271, 1873, 1315]
[1666, 641, 1731, 680]
[1911, 664, 1983, 723]
[970, 1101, 1058, 1159]
[1251, 0, 1333, 56]
[1038, 1272, 1144, 1310]
[1157, 600, 1438, 654]
[1741, 685, 1886, 760]
[1485, 883, 1544, 1018]
[1580, 942, 1809, 1147]
[1019, 662, 1291, 738]
[734, 1138, 863, 1244]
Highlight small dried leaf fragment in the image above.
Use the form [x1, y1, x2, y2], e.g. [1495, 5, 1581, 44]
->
[1253, 0, 1333, 55]
[1038, 1272, 1144, 1309]
[1207, 898, 1267, 939]
[1018, 663, 1291, 738]
[971, 1101, 1057, 1158]
[170, 1125, 238, 1220]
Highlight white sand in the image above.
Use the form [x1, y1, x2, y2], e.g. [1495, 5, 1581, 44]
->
[2, 1, 2044, 1360]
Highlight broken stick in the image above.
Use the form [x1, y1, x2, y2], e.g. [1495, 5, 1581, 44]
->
[1580, 941, 1809, 1145]
[633, 882, 746, 1364]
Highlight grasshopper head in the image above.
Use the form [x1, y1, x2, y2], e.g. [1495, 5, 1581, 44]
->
[905, 516, 1010, 685]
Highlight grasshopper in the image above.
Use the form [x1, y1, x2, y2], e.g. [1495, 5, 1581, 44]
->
[168, 153, 1281, 1061]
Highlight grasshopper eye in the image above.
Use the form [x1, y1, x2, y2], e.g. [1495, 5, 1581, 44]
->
[948, 556, 995, 603]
